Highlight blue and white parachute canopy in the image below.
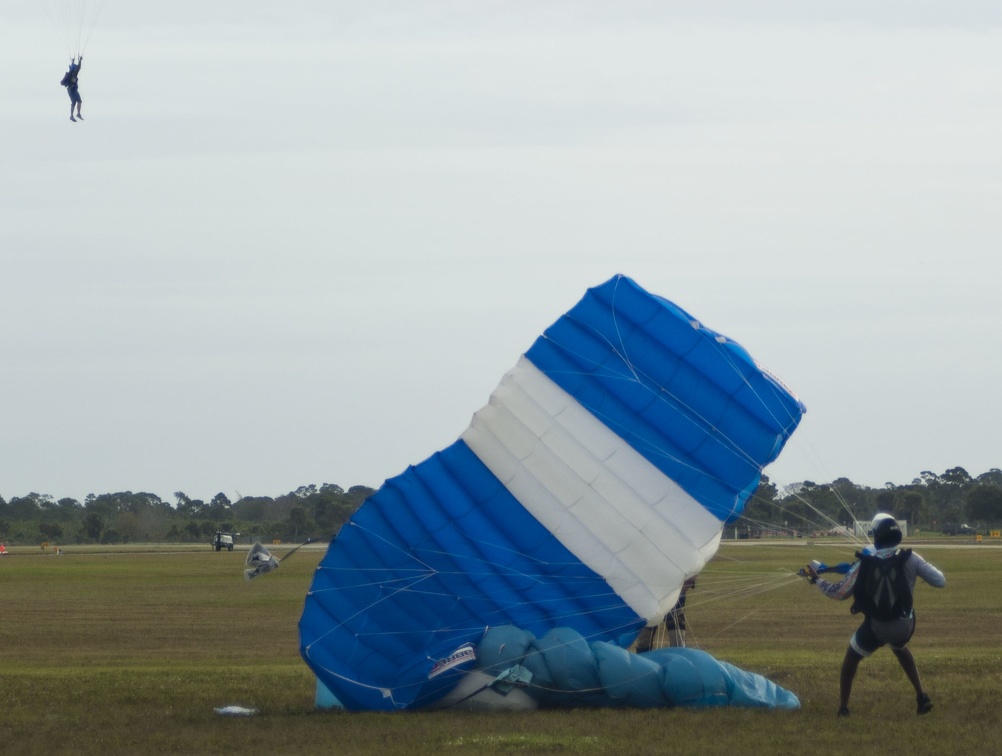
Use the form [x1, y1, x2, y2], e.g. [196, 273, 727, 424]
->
[299, 275, 805, 711]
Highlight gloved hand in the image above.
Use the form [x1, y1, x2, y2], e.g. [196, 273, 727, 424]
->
[798, 564, 818, 584]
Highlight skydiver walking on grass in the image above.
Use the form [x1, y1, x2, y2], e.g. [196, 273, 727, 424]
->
[803, 514, 945, 717]
[61, 56, 83, 122]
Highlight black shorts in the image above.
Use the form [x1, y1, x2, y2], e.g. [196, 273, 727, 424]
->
[67, 86, 81, 104]
[850, 615, 916, 657]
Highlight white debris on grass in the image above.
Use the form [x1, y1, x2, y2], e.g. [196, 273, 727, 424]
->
[214, 705, 259, 716]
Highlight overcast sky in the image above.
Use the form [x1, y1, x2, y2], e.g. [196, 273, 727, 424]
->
[3, 1, 1000, 505]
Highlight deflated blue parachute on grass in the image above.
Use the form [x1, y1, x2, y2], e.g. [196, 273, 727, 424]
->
[299, 274, 805, 712]
[427, 625, 799, 710]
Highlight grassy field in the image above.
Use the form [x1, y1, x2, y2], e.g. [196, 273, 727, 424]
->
[2, 540, 1000, 755]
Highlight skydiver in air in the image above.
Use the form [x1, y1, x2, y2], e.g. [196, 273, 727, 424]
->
[61, 56, 83, 122]
[803, 514, 945, 718]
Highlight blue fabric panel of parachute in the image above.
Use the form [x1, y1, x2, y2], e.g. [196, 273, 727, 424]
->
[524, 276, 805, 522]
[299, 441, 644, 712]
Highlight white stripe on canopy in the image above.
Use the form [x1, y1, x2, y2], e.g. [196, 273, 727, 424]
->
[461, 357, 723, 623]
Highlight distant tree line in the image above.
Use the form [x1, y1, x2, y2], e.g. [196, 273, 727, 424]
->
[744, 466, 1002, 536]
[0, 483, 375, 546]
[2, 466, 1001, 546]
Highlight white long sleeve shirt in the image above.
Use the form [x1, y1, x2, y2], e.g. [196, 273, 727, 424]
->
[816, 546, 946, 601]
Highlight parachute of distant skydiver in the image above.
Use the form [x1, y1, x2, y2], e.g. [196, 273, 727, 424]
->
[245, 539, 314, 581]
[298, 274, 806, 711]
[244, 543, 280, 581]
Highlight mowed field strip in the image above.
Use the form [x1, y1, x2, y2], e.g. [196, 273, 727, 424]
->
[2, 540, 1000, 754]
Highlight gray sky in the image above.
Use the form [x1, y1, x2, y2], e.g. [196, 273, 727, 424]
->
[3, 1, 1001, 505]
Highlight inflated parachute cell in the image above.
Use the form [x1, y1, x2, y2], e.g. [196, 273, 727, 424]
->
[299, 275, 805, 711]
[432, 625, 800, 710]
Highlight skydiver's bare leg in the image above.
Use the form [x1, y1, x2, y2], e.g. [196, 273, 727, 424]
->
[893, 647, 933, 713]
[892, 647, 922, 694]
[839, 647, 862, 714]
[632, 626, 654, 654]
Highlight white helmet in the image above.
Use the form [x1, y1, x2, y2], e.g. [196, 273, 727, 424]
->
[870, 513, 902, 548]
[870, 512, 896, 532]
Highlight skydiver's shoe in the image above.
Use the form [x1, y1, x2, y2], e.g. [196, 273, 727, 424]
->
[837, 707, 850, 717]
[70, 116, 76, 122]
[917, 693, 933, 715]
[77, 114, 84, 121]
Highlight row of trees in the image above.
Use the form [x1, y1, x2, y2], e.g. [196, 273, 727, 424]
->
[0, 484, 375, 546]
[745, 466, 1002, 535]
[2, 466, 1000, 546]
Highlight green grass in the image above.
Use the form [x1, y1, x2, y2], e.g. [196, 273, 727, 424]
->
[1, 542, 1001, 754]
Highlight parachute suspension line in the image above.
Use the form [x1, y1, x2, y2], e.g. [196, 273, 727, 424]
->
[548, 326, 767, 479]
[543, 277, 800, 506]
[303, 524, 445, 645]
[818, 480, 872, 533]
[690, 568, 800, 628]
[78, 0, 109, 56]
[58, 0, 81, 58]
[46, 0, 108, 58]
[542, 366, 772, 529]
[310, 565, 773, 705]
[43, 1, 74, 59]
[667, 572, 799, 650]
[493, 575, 798, 698]
[710, 337, 802, 440]
[683, 570, 801, 614]
[688, 479, 871, 639]
[511, 319, 772, 541]
[708, 486, 869, 634]
[69, 0, 85, 53]
[536, 285, 823, 641]
[533, 335, 768, 531]
[299, 279, 809, 712]
[311, 523, 643, 641]
[312, 557, 633, 630]
[605, 274, 644, 385]
[694, 575, 797, 642]
[738, 503, 863, 547]
[738, 482, 872, 551]
[524, 342, 791, 545]
[699, 316, 874, 546]
[307, 572, 439, 649]
[541, 320, 772, 508]
[305, 659, 407, 709]
[324, 612, 645, 707]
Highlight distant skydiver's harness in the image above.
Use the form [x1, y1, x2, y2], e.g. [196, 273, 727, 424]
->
[850, 548, 913, 621]
[61, 61, 80, 88]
